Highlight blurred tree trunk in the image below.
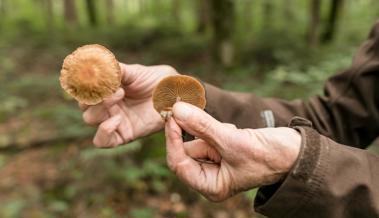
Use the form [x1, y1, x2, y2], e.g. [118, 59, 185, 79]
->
[0, 0, 5, 29]
[210, 0, 235, 67]
[0, 0, 6, 16]
[307, 0, 321, 48]
[262, 0, 274, 30]
[138, 0, 147, 14]
[197, 0, 210, 33]
[85, 0, 97, 26]
[151, 0, 163, 17]
[321, 0, 344, 43]
[283, 0, 294, 23]
[64, 0, 77, 25]
[105, 0, 114, 25]
[42, 0, 54, 30]
[172, 0, 180, 23]
[243, 0, 253, 28]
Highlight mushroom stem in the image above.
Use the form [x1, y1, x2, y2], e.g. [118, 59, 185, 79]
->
[160, 110, 173, 122]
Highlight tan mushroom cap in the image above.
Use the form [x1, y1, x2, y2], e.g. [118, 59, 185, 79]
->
[152, 75, 206, 116]
[60, 44, 121, 105]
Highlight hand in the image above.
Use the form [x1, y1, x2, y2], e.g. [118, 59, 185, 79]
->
[165, 102, 301, 201]
[81, 63, 177, 147]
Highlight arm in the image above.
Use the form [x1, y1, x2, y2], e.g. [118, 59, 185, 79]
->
[254, 118, 379, 218]
[205, 20, 379, 147]
[165, 103, 379, 218]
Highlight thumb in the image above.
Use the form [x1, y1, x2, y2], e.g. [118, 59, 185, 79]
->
[165, 117, 204, 189]
[172, 102, 231, 152]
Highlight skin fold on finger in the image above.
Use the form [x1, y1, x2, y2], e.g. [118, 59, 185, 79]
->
[103, 88, 125, 108]
[172, 102, 227, 151]
[93, 115, 123, 148]
[107, 104, 134, 143]
[183, 139, 222, 163]
[97, 131, 123, 149]
[82, 88, 124, 125]
[82, 104, 109, 125]
[78, 102, 89, 111]
[80, 86, 124, 112]
[119, 63, 140, 86]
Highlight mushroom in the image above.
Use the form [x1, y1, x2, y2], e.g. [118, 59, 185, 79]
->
[60, 44, 121, 105]
[154, 75, 215, 164]
[152, 75, 206, 120]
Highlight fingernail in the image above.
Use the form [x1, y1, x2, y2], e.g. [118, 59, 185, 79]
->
[174, 102, 191, 121]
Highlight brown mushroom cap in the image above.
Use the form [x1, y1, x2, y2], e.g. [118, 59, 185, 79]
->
[60, 44, 121, 105]
[152, 75, 206, 117]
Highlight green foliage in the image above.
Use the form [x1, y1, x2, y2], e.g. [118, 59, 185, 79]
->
[0, 199, 26, 218]
[80, 141, 142, 160]
[0, 0, 378, 216]
[0, 154, 6, 168]
[129, 208, 155, 218]
[100, 207, 119, 218]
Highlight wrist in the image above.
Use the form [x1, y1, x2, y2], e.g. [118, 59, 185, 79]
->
[280, 128, 302, 171]
[255, 127, 301, 184]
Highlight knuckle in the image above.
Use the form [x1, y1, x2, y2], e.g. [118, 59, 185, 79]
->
[241, 128, 256, 140]
[104, 93, 123, 106]
[205, 191, 226, 202]
[99, 123, 114, 135]
[123, 135, 132, 144]
[195, 118, 212, 134]
[129, 64, 143, 69]
[93, 137, 103, 147]
[161, 65, 176, 75]
[78, 102, 88, 111]
[225, 123, 237, 130]
[109, 142, 118, 148]
[166, 157, 177, 173]
[82, 111, 95, 125]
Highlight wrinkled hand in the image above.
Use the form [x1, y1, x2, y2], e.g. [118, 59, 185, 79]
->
[165, 102, 301, 201]
[80, 63, 177, 147]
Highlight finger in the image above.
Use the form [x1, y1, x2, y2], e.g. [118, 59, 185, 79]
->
[172, 102, 231, 151]
[93, 115, 123, 148]
[82, 88, 124, 125]
[82, 104, 109, 125]
[165, 117, 204, 188]
[119, 63, 141, 86]
[103, 88, 125, 108]
[78, 102, 89, 111]
[184, 139, 221, 163]
[106, 104, 134, 143]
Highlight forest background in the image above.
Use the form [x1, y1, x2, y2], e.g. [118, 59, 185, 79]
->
[0, 0, 378, 217]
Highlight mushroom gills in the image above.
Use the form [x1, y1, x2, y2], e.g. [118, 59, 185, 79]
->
[152, 75, 206, 121]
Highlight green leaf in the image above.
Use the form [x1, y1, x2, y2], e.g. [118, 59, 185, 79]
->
[129, 208, 154, 218]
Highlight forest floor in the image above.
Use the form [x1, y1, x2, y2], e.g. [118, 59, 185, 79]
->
[0, 141, 258, 218]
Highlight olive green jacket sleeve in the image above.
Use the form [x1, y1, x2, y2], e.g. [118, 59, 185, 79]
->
[205, 20, 379, 149]
[203, 20, 379, 218]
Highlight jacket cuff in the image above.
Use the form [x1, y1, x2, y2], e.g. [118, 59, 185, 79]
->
[254, 117, 328, 218]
